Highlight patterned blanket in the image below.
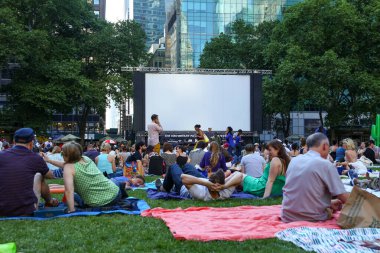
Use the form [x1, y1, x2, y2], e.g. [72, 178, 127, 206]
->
[276, 227, 380, 253]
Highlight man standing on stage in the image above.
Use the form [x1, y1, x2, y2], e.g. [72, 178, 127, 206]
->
[147, 114, 163, 154]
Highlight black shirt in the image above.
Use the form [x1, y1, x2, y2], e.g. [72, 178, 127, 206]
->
[126, 151, 142, 162]
[363, 148, 376, 164]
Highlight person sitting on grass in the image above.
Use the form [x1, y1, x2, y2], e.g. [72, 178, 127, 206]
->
[43, 141, 130, 213]
[0, 128, 58, 217]
[95, 142, 116, 177]
[181, 169, 235, 201]
[281, 133, 349, 222]
[126, 141, 146, 176]
[200, 141, 227, 177]
[214, 140, 288, 198]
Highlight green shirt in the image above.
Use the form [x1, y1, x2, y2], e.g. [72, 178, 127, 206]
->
[74, 157, 119, 207]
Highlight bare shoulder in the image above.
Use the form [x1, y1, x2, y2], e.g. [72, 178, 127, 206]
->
[270, 157, 282, 166]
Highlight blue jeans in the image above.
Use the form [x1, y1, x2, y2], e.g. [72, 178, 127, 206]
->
[163, 163, 205, 194]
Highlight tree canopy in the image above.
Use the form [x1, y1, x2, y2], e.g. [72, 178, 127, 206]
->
[199, 0, 380, 137]
[0, 0, 148, 140]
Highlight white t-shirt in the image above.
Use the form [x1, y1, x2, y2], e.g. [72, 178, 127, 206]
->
[181, 178, 235, 201]
[47, 153, 64, 170]
[240, 152, 266, 178]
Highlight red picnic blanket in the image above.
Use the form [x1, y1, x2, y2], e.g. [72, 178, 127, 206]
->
[142, 205, 341, 241]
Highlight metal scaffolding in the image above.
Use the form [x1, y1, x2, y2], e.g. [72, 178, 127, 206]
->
[121, 66, 272, 75]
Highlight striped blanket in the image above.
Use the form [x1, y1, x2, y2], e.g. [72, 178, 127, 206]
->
[276, 227, 380, 253]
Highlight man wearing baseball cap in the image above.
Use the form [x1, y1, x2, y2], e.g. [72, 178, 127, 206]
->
[0, 128, 57, 216]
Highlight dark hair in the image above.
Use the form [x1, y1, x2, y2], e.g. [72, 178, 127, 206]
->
[196, 141, 207, 150]
[209, 169, 225, 185]
[135, 142, 145, 151]
[194, 124, 201, 129]
[163, 142, 173, 152]
[366, 141, 371, 148]
[300, 137, 306, 146]
[62, 141, 83, 163]
[151, 114, 158, 121]
[266, 140, 291, 173]
[306, 133, 328, 149]
[146, 145, 154, 154]
[291, 142, 299, 151]
[245, 144, 255, 153]
[176, 145, 186, 153]
[332, 140, 338, 145]
[134, 175, 145, 184]
[370, 140, 375, 145]
[227, 126, 233, 133]
[176, 156, 188, 167]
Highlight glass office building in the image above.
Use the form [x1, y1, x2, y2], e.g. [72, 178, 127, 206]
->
[131, 0, 167, 48]
[166, 0, 303, 68]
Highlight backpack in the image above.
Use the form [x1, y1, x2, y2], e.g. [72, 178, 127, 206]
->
[148, 155, 165, 175]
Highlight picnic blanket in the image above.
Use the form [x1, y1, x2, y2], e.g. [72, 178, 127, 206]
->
[146, 189, 259, 200]
[276, 227, 380, 253]
[0, 198, 150, 221]
[141, 205, 340, 241]
[111, 177, 157, 191]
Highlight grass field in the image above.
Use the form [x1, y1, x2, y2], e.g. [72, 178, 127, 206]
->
[0, 177, 305, 253]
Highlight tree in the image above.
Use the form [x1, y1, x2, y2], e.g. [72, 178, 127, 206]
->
[271, 0, 380, 136]
[199, 33, 241, 69]
[1, 0, 148, 143]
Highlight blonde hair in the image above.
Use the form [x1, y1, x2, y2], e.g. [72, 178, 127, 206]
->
[52, 146, 61, 154]
[342, 138, 356, 150]
[101, 142, 111, 152]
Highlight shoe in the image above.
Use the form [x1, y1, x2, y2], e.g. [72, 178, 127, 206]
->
[155, 178, 163, 191]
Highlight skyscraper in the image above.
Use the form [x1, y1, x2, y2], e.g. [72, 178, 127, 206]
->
[128, 0, 167, 48]
[166, 0, 303, 68]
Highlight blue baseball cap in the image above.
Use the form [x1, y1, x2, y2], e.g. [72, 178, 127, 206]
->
[14, 128, 35, 143]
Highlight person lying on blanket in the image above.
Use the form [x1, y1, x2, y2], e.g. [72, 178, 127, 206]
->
[0, 128, 58, 217]
[43, 141, 129, 213]
[281, 133, 350, 222]
[181, 169, 236, 201]
[111, 175, 145, 190]
[214, 140, 289, 199]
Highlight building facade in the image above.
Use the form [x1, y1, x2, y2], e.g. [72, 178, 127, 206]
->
[128, 0, 167, 48]
[91, 0, 106, 19]
[148, 37, 166, 67]
[166, 0, 302, 68]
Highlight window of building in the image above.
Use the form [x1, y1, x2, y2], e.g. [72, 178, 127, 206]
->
[93, 0, 99, 5]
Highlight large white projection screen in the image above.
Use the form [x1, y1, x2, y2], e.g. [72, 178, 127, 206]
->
[145, 74, 251, 131]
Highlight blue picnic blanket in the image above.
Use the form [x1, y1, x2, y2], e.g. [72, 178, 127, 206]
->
[111, 176, 157, 191]
[146, 189, 260, 200]
[0, 198, 150, 221]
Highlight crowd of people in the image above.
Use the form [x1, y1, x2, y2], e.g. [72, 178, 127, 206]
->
[1, 115, 379, 224]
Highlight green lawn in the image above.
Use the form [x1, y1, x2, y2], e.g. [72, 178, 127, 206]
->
[0, 177, 305, 253]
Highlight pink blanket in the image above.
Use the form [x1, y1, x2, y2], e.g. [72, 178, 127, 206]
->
[142, 205, 341, 241]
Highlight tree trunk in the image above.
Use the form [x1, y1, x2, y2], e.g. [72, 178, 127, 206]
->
[280, 113, 291, 138]
[319, 110, 324, 127]
[77, 106, 90, 146]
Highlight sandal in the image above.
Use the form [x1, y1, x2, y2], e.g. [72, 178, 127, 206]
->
[45, 198, 59, 207]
